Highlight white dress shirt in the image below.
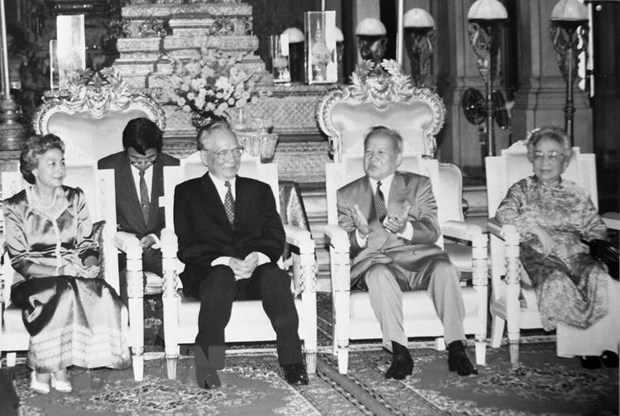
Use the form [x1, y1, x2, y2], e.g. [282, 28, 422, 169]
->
[209, 173, 270, 268]
[130, 164, 160, 247]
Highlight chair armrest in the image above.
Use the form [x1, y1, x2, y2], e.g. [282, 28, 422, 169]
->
[322, 224, 350, 251]
[283, 224, 314, 253]
[487, 218, 518, 241]
[0, 231, 9, 309]
[112, 232, 141, 256]
[160, 228, 178, 257]
[441, 220, 483, 242]
[321, 224, 351, 291]
[602, 212, 620, 231]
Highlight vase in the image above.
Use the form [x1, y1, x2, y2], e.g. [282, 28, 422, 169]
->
[191, 112, 227, 130]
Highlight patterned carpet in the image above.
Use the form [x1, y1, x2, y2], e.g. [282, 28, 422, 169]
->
[3, 293, 619, 415]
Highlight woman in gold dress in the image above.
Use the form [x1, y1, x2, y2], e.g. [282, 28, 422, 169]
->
[3, 134, 130, 394]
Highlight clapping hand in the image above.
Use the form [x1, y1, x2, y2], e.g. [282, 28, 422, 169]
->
[351, 204, 370, 237]
[383, 201, 411, 234]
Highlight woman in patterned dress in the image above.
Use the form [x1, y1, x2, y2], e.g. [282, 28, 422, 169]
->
[496, 126, 619, 369]
[3, 134, 130, 394]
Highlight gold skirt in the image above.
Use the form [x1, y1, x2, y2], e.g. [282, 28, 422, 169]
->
[11, 276, 131, 373]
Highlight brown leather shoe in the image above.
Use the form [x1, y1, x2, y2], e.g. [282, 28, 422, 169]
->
[448, 341, 478, 376]
[282, 363, 309, 385]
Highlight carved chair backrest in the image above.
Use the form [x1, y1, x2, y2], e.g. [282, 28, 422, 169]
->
[317, 60, 446, 161]
[32, 68, 166, 162]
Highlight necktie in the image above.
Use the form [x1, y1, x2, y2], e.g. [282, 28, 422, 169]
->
[224, 181, 235, 225]
[374, 181, 387, 222]
[139, 170, 150, 223]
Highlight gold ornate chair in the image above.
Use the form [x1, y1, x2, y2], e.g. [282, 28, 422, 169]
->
[485, 143, 620, 365]
[317, 60, 488, 374]
[31, 68, 166, 162]
[0, 162, 145, 381]
[159, 153, 318, 379]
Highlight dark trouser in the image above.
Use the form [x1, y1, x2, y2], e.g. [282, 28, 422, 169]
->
[195, 263, 303, 369]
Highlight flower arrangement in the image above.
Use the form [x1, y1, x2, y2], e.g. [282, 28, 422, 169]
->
[159, 51, 258, 126]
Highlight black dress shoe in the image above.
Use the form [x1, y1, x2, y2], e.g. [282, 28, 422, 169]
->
[385, 353, 414, 380]
[195, 367, 221, 389]
[601, 351, 619, 368]
[580, 356, 602, 369]
[282, 363, 309, 385]
[448, 341, 478, 376]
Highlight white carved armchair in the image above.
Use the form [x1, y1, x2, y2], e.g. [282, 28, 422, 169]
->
[317, 60, 488, 374]
[159, 153, 318, 379]
[0, 162, 145, 381]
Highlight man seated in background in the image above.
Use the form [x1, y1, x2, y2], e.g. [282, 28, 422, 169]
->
[337, 126, 478, 380]
[98, 117, 180, 295]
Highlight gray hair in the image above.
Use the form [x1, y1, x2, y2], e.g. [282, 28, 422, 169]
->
[196, 119, 232, 150]
[525, 126, 572, 162]
[20, 134, 65, 184]
[363, 126, 404, 153]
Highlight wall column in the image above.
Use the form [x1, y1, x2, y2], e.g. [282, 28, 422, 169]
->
[511, 0, 592, 150]
[434, 0, 510, 170]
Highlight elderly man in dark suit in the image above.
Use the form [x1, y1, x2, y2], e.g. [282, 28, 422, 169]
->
[98, 118, 180, 293]
[173, 122, 308, 389]
[337, 126, 477, 379]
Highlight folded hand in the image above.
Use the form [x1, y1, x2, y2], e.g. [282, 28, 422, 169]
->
[230, 252, 259, 280]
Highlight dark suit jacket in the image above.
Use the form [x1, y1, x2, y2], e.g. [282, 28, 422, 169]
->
[98, 151, 180, 238]
[337, 171, 447, 288]
[174, 173, 285, 297]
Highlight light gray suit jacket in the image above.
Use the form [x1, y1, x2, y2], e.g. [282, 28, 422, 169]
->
[337, 171, 448, 288]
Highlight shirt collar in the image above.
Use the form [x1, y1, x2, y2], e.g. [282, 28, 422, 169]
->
[368, 173, 395, 193]
[209, 173, 236, 187]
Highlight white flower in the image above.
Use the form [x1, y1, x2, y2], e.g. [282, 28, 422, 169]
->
[215, 76, 232, 90]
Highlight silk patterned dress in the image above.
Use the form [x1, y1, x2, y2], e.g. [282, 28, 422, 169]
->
[495, 176, 610, 332]
[3, 185, 131, 372]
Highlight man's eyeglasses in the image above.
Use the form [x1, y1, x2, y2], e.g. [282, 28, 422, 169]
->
[203, 146, 245, 161]
[533, 151, 563, 161]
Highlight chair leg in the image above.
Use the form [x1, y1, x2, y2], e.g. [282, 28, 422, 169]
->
[337, 348, 349, 374]
[435, 337, 446, 351]
[491, 315, 505, 348]
[6, 353, 16, 367]
[475, 340, 487, 366]
[166, 354, 178, 380]
[132, 354, 144, 382]
[306, 352, 317, 375]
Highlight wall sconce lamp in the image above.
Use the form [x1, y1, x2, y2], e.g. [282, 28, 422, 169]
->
[0, 0, 27, 151]
[467, 0, 508, 157]
[550, 0, 589, 145]
[403, 8, 435, 88]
